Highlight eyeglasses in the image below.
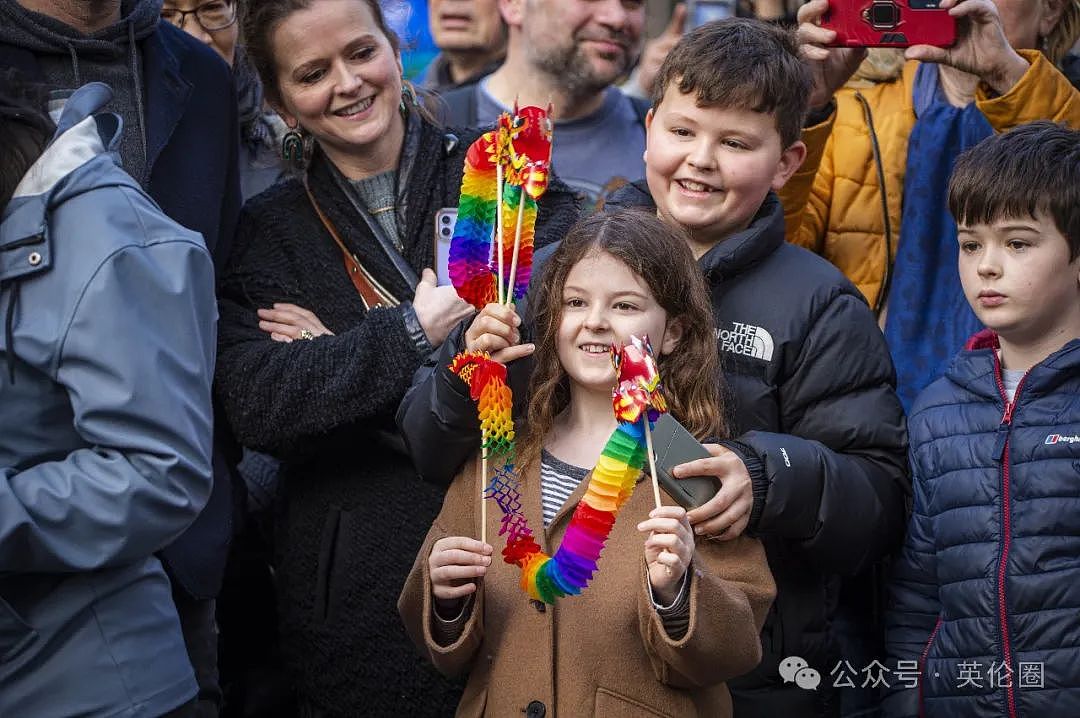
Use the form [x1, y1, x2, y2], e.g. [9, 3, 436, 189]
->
[161, 1, 237, 32]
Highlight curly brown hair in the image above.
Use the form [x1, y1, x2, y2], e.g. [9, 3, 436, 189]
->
[518, 209, 728, 466]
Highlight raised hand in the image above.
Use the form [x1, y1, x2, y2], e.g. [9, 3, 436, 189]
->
[904, 0, 1029, 96]
[681, 443, 754, 541]
[429, 536, 493, 613]
[636, 4, 687, 98]
[413, 268, 476, 347]
[796, 0, 868, 110]
[638, 505, 695, 605]
[465, 303, 535, 364]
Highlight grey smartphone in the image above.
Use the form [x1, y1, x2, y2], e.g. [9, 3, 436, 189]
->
[651, 413, 721, 509]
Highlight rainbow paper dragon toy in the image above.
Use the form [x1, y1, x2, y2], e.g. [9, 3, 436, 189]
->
[450, 335, 668, 604]
[448, 104, 553, 310]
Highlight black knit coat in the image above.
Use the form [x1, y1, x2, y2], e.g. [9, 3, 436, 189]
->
[215, 115, 579, 716]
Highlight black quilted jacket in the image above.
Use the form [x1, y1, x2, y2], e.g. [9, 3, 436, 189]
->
[399, 182, 910, 717]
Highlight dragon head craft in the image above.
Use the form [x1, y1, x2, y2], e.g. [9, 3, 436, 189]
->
[449, 103, 554, 309]
[611, 335, 668, 425]
[497, 103, 553, 200]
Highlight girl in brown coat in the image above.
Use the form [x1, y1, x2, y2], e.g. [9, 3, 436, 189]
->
[399, 210, 776, 717]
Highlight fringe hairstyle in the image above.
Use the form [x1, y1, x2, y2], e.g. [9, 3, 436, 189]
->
[518, 209, 728, 466]
[948, 120, 1080, 261]
[651, 18, 810, 149]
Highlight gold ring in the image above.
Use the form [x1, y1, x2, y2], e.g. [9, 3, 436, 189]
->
[299, 329, 315, 340]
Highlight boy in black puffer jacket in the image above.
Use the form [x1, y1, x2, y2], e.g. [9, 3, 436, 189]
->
[398, 19, 909, 718]
[884, 124, 1080, 718]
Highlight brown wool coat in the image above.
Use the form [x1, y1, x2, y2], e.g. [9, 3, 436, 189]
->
[398, 456, 776, 718]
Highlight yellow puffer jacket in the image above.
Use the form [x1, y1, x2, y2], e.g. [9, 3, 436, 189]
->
[780, 50, 1080, 311]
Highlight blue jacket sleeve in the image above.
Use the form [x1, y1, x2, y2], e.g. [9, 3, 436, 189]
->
[738, 292, 911, 576]
[882, 459, 940, 718]
[0, 239, 216, 573]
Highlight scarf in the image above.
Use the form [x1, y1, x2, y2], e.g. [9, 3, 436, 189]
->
[883, 63, 992, 411]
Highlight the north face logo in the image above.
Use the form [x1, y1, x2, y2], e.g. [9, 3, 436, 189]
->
[1045, 434, 1080, 444]
[716, 322, 775, 362]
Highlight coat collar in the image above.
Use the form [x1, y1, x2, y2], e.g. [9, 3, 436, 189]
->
[141, 23, 192, 177]
[696, 192, 786, 283]
[945, 330, 1080, 401]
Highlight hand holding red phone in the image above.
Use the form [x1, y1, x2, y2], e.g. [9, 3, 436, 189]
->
[797, 0, 868, 109]
[904, 0, 1030, 96]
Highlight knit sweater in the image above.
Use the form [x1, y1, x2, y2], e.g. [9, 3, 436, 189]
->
[215, 116, 579, 715]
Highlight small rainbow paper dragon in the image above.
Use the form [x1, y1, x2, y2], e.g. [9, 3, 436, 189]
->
[450, 335, 668, 603]
[448, 104, 553, 309]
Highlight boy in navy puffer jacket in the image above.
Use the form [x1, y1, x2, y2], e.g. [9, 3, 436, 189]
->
[884, 121, 1080, 718]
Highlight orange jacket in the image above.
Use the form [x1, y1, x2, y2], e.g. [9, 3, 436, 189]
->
[780, 50, 1080, 311]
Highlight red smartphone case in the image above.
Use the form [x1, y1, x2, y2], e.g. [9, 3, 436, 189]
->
[823, 0, 956, 48]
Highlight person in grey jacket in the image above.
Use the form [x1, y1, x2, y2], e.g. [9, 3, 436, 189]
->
[0, 79, 216, 717]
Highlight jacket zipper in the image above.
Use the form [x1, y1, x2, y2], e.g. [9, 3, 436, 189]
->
[992, 354, 1029, 718]
[917, 615, 944, 717]
[854, 91, 894, 317]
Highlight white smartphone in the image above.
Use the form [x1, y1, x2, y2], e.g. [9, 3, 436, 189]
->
[434, 207, 457, 287]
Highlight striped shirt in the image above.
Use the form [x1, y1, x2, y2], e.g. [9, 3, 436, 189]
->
[537, 448, 692, 637]
[540, 449, 589, 527]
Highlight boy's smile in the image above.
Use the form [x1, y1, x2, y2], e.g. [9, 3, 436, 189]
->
[644, 87, 804, 255]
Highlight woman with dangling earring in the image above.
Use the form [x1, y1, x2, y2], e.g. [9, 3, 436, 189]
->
[215, 0, 579, 714]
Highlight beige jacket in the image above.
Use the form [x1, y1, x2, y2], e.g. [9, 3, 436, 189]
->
[398, 456, 776, 718]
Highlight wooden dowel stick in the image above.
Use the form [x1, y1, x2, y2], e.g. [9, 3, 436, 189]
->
[480, 451, 488, 545]
[644, 419, 661, 510]
[506, 189, 527, 305]
[643, 419, 671, 576]
[495, 163, 505, 305]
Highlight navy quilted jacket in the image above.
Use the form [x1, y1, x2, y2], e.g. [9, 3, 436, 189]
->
[884, 331, 1080, 718]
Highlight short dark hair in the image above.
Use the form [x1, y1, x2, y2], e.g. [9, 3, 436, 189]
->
[651, 18, 810, 149]
[0, 70, 53, 213]
[948, 121, 1080, 261]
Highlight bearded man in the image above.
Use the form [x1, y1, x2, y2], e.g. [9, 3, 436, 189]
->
[437, 0, 648, 205]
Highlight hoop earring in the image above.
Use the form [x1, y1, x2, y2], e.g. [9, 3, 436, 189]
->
[281, 123, 305, 168]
